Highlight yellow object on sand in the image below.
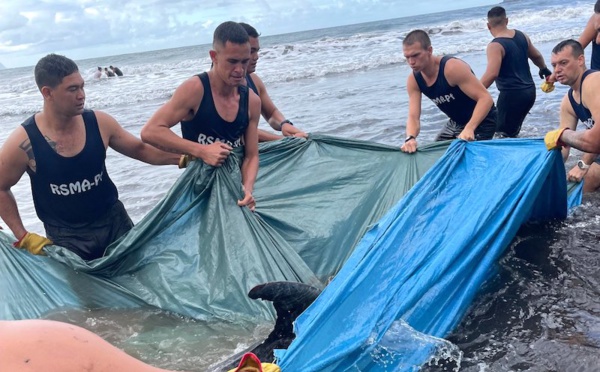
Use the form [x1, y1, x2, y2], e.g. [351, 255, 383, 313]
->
[13, 232, 52, 255]
[541, 80, 555, 93]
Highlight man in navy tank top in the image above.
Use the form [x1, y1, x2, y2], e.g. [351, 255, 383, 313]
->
[480, 6, 552, 138]
[400, 29, 497, 153]
[578, 1, 600, 70]
[238, 23, 308, 142]
[545, 40, 600, 193]
[0, 54, 180, 260]
[141, 21, 261, 211]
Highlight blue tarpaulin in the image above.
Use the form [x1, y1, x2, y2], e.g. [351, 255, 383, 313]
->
[275, 138, 577, 371]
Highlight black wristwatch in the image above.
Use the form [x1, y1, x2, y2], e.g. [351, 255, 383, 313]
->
[280, 119, 293, 130]
[405, 135, 416, 143]
[577, 160, 590, 170]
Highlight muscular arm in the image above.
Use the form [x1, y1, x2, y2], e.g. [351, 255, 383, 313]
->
[446, 58, 494, 137]
[0, 128, 32, 240]
[252, 74, 307, 139]
[96, 111, 179, 166]
[401, 74, 422, 153]
[141, 77, 232, 166]
[480, 42, 504, 89]
[525, 34, 548, 71]
[258, 129, 284, 142]
[238, 91, 261, 210]
[558, 94, 580, 161]
[559, 74, 600, 153]
[578, 15, 597, 49]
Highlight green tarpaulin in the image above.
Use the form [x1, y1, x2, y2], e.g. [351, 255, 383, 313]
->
[0, 135, 449, 322]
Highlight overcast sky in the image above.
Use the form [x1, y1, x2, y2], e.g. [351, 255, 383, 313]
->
[0, 0, 496, 69]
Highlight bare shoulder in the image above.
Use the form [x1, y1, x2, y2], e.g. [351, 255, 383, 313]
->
[487, 41, 504, 53]
[181, 74, 203, 88]
[406, 72, 418, 88]
[0, 126, 30, 175]
[249, 88, 261, 111]
[172, 75, 204, 105]
[583, 73, 600, 104]
[249, 73, 266, 92]
[445, 57, 471, 71]
[1, 125, 29, 154]
[445, 57, 474, 82]
[93, 110, 120, 131]
[582, 72, 600, 96]
[585, 71, 600, 84]
[91, 110, 127, 147]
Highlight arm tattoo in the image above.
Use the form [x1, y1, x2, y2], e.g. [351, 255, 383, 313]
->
[19, 138, 37, 172]
[18, 139, 34, 160]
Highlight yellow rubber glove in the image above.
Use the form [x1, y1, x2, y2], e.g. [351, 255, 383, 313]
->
[261, 364, 280, 372]
[227, 364, 279, 372]
[178, 154, 196, 169]
[227, 352, 281, 372]
[544, 128, 568, 150]
[541, 80, 555, 93]
[13, 232, 52, 255]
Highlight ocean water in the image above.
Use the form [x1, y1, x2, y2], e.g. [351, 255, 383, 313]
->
[1, 0, 600, 370]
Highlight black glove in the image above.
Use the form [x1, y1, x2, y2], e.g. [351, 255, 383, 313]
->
[539, 67, 552, 80]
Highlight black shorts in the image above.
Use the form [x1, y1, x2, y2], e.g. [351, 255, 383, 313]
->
[45, 200, 133, 260]
[496, 86, 536, 138]
[435, 106, 497, 142]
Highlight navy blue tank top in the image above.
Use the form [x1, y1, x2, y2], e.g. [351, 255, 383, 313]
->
[492, 30, 534, 91]
[568, 69, 596, 129]
[246, 74, 259, 95]
[22, 110, 119, 226]
[592, 40, 600, 70]
[181, 72, 249, 147]
[415, 56, 493, 126]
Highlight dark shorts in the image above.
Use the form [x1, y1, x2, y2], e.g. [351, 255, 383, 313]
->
[45, 200, 133, 261]
[435, 106, 497, 142]
[496, 86, 536, 138]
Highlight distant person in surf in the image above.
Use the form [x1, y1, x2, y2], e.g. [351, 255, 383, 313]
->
[104, 67, 115, 77]
[0, 54, 179, 259]
[93, 66, 102, 79]
[141, 21, 260, 211]
[544, 39, 600, 193]
[578, 0, 600, 70]
[110, 65, 123, 76]
[400, 29, 496, 153]
[238, 23, 308, 142]
[480, 6, 552, 138]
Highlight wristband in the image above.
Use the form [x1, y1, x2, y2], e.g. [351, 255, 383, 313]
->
[405, 135, 416, 143]
[279, 119, 293, 130]
[13, 232, 28, 247]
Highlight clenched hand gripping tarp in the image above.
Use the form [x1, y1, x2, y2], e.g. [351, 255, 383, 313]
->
[0, 135, 449, 321]
[275, 139, 572, 371]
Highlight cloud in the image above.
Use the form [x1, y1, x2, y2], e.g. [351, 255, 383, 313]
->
[0, 0, 496, 68]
